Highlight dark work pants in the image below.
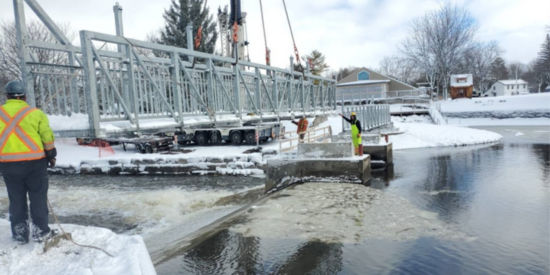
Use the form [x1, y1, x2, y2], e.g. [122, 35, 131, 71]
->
[0, 158, 50, 241]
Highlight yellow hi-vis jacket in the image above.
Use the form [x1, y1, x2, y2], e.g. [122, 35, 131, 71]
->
[0, 99, 55, 162]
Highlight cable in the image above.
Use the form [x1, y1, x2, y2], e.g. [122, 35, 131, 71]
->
[47, 197, 114, 257]
[0, 177, 113, 257]
[282, 0, 304, 73]
[259, 0, 270, 65]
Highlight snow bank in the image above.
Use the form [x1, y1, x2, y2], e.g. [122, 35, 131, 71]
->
[447, 117, 550, 126]
[440, 93, 550, 113]
[388, 122, 502, 150]
[0, 219, 155, 275]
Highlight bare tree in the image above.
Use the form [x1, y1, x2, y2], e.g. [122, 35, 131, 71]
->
[507, 61, 527, 80]
[378, 55, 420, 85]
[0, 20, 76, 96]
[461, 41, 503, 92]
[400, 3, 478, 99]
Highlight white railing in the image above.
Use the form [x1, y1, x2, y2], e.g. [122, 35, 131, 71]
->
[279, 125, 333, 153]
[428, 101, 448, 125]
[341, 105, 391, 132]
[386, 90, 429, 99]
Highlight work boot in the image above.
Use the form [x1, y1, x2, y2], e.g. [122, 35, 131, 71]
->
[33, 229, 58, 243]
[12, 235, 28, 245]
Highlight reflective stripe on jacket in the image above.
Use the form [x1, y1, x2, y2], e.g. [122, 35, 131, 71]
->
[0, 100, 55, 162]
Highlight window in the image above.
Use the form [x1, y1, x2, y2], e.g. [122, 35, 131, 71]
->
[357, 71, 370, 81]
[493, 86, 495, 90]
[523, 84, 526, 89]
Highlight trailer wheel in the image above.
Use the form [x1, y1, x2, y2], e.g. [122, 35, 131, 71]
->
[136, 143, 144, 154]
[145, 144, 154, 154]
[245, 131, 256, 144]
[210, 131, 222, 145]
[195, 132, 208, 146]
[229, 131, 243, 145]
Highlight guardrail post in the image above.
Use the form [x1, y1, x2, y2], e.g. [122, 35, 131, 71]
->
[206, 58, 214, 118]
[172, 52, 184, 125]
[288, 56, 293, 112]
[233, 60, 241, 119]
[320, 80, 325, 112]
[80, 31, 101, 138]
[13, 0, 36, 107]
[186, 24, 193, 63]
[255, 67, 262, 118]
[272, 71, 278, 116]
[300, 75, 305, 114]
[126, 42, 139, 129]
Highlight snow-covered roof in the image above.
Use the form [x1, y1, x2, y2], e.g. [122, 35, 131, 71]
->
[450, 74, 473, 88]
[337, 80, 390, 87]
[498, 79, 528, 85]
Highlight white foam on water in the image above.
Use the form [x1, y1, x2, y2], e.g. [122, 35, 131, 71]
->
[230, 182, 474, 243]
[45, 185, 255, 234]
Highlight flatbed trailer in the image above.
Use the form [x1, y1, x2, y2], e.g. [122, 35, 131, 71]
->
[176, 122, 281, 146]
[76, 122, 281, 154]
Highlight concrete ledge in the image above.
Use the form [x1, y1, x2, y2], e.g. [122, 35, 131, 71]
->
[298, 142, 354, 158]
[49, 154, 266, 176]
[265, 156, 371, 192]
[363, 142, 393, 164]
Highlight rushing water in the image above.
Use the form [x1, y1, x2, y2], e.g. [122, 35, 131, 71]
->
[156, 126, 550, 275]
[0, 126, 548, 274]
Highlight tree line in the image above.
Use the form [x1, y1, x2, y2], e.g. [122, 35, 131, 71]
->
[328, 3, 550, 96]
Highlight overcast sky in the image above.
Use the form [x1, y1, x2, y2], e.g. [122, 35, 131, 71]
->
[1, 0, 549, 71]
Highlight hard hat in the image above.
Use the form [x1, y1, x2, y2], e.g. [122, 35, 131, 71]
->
[351, 112, 356, 116]
[5, 81, 27, 96]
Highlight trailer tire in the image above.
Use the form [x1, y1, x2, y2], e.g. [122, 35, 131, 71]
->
[144, 144, 154, 154]
[136, 143, 144, 154]
[210, 131, 222, 145]
[229, 131, 243, 145]
[245, 131, 256, 144]
[195, 132, 209, 146]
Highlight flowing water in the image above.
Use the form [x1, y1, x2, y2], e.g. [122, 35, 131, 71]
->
[0, 126, 548, 274]
[156, 126, 550, 275]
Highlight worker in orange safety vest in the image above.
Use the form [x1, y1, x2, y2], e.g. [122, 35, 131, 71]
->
[291, 115, 309, 142]
[0, 81, 57, 245]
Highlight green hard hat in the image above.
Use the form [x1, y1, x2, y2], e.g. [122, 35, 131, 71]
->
[5, 81, 27, 96]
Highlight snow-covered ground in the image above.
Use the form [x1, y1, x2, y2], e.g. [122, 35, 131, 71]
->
[440, 93, 550, 113]
[0, 220, 155, 275]
[387, 122, 502, 150]
[53, 114, 506, 168]
[446, 117, 550, 126]
[387, 115, 502, 150]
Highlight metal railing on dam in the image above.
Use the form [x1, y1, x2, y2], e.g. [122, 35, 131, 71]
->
[13, 0, 337, 138]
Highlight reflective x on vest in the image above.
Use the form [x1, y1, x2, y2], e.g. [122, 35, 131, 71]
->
[0, 106, 45, 162]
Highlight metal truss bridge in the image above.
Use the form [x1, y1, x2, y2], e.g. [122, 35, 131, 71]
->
[13, 0, 337, 138]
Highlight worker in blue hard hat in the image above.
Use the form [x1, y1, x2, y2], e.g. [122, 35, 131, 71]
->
[0, 81, 57, 244]
[339, 112, 363, 156]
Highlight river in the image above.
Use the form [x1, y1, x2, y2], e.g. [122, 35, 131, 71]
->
[0, 126, 548, 274]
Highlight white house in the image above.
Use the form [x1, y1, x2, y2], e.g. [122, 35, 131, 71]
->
[485, 79, 529, 97]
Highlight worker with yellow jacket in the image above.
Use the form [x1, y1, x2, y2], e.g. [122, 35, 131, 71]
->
[0, 81, 57, 244]
[340, 112, 363, 156]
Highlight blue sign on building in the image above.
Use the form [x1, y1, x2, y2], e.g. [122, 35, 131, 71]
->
[358, 71, 370, 81]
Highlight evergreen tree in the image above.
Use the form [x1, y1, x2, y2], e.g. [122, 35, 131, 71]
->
[535, 34, 550, 91]
[294, 50, 330, 76]
[490, 57, 509, 81]
[158, 0, 218, 54]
